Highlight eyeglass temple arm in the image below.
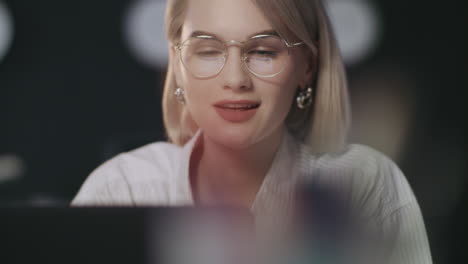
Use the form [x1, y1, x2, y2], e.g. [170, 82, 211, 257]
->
[287, 42, 304, 48]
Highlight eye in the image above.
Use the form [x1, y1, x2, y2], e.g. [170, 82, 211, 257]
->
[196, 50, 223, 56]
[248, 50, 278, 59]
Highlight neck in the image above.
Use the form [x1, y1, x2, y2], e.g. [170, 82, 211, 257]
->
[190, 127, 285, 208]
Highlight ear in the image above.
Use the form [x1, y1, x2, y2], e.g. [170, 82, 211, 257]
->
[170, 45, 183, 87]
[299, 49, 318, 89]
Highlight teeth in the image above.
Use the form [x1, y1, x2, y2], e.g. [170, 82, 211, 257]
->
[221, 104, 258, 109]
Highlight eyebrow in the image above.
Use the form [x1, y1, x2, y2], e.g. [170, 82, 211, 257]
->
[189, 29, 279, 40]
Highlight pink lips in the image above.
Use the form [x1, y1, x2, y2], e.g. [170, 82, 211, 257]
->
[213, 100, 261, 123]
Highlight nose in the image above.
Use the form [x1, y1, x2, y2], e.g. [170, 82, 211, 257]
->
[220, 46, 252, 92]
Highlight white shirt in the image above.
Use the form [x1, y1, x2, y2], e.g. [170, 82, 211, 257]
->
[72, 130, 432, 263]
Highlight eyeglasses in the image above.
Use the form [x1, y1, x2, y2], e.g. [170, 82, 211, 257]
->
[174, 34, 304, 78]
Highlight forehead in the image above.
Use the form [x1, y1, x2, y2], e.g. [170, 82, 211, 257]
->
[181, 0, 273, 41]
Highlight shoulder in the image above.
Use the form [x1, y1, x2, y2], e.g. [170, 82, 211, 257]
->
[341, 144, 409, 194]
[303, 144, 416, 216]
[308, 144, 400, 179]
[71, 142, 183, 206]
[120, 141, 182, 173]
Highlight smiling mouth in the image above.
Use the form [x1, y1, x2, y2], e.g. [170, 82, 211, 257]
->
[213, 100, 261, 122]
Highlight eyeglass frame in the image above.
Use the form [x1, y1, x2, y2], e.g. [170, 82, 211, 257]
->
[174, 34, 304, 78]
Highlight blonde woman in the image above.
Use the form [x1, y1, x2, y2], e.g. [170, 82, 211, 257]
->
[73, 0, 432, 262]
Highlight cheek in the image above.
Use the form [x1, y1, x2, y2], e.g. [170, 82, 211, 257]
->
[267, 83, 297, 122]
[183, 79, 216, 123]
[265, 70, 301, 118]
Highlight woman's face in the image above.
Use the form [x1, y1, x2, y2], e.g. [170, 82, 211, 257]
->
[173, 0, 312, 149]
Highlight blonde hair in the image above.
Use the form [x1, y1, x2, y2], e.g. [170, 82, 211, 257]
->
[163, 0, 350, 153]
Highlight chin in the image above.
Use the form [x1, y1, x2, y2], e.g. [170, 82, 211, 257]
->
[205, 125, 262, 150]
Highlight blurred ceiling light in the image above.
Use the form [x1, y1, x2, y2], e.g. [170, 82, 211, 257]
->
[326, 0, 381, 66]
[0, 154, 26, 183]
[124, 0, 168, 69]
[0, 1, 13, 64]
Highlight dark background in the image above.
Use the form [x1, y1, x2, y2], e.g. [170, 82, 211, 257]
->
[0, 0, 466, 263]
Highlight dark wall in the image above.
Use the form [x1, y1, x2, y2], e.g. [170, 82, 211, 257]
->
[1, 0, 166, 200]
[360, 1, 467, 262]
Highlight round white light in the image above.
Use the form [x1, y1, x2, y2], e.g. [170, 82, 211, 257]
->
[326, 0, 381, 66]
[124, 0, 168, 69]
[0, 154, 26, 183]
[0, 1, 14, 64]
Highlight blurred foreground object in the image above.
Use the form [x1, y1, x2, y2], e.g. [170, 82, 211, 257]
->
[0, 207, 254, 264]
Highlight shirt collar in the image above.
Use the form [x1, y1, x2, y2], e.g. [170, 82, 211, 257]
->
[179, 129, 303, 213]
